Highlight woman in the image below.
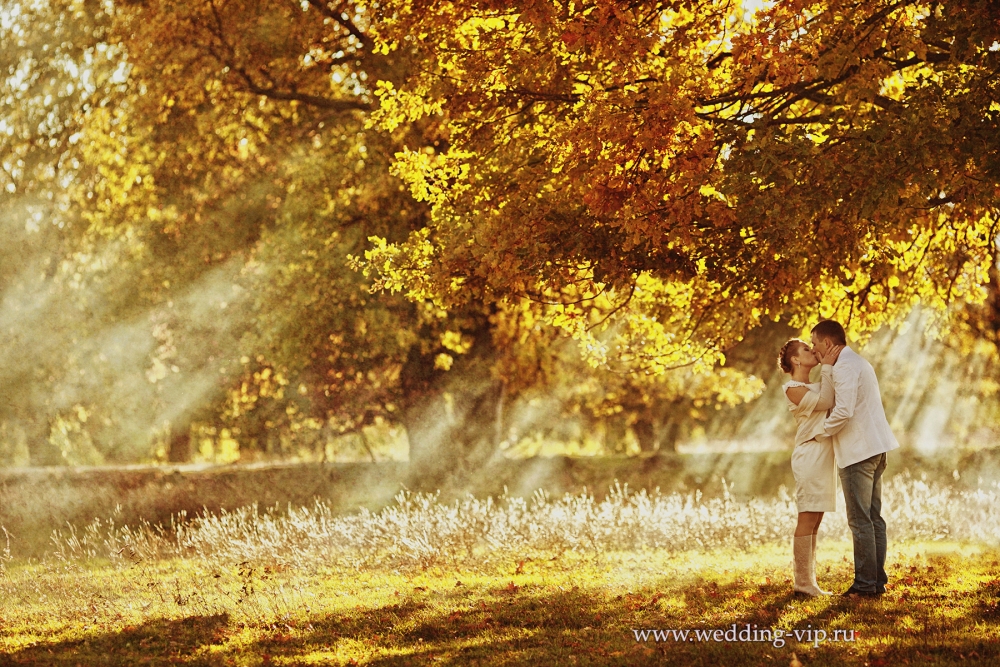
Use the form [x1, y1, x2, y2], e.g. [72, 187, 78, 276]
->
[777, 338, 843, 596]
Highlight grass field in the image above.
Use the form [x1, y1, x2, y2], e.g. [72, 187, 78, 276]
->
[1, 475, 998, 665]
[5, 447, 1000, 558]
[1, 541, 998, 666]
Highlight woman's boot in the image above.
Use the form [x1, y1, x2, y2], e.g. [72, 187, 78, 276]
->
[809, 533, 832, 595]
[793, 534, 824, 596]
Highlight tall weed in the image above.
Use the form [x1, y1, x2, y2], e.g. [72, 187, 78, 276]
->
[41, 472, 998, 571]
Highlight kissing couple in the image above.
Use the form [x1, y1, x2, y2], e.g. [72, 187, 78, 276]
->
[778, 319, 899, 598]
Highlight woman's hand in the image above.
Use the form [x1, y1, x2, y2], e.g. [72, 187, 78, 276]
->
[817, 344, 845, 366]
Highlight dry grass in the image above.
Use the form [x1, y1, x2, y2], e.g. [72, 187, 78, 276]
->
[6, 446, 999, 559]
[38, 472, 1000, 571]
[1, 541, 998, 665]
[1, 472, 998, 665]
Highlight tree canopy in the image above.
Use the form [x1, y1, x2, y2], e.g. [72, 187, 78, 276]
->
[2, 0, 999, 468]
[363, 0, 1000, 366]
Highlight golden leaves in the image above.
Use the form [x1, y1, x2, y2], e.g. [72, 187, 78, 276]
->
[368, 81, 444, 132]
[388, 147, 471, 206]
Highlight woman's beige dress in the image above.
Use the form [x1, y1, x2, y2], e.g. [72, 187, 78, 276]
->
[783, 365, 837, 512]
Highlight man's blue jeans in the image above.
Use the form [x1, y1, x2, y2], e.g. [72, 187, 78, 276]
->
[838, 452, 888, 593]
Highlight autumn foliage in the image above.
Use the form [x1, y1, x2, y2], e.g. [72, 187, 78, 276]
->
[1, 0, 999, 465]
[365, 0, 1000, 356]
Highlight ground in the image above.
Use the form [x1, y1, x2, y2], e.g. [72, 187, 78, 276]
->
[1, 540, 998, 666]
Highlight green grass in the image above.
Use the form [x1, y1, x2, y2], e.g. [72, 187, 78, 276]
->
[2, 540, 998, 666]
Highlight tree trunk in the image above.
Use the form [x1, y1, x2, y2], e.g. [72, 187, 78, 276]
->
[658, 418, 681, 453]
[633, 416, 657, 454]
[167, 428, 192, 463]
[601, 416, 629, 454]
[402, 356, 504, 490]
[23, 418, 62, 466]
[633, 408, 681, 454]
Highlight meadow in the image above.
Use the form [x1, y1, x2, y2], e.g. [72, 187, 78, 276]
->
[1, 471, 999, 666]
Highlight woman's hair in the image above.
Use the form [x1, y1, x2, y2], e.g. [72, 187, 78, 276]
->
[777, 338, 808, 373]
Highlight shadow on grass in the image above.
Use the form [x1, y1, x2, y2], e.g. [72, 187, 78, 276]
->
[3, 573, 999, 666]
[0, 614, 229, 666]
[975, 576, 1000, 622]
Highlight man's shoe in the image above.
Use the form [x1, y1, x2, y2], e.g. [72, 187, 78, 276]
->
[841, 586, 881, 598]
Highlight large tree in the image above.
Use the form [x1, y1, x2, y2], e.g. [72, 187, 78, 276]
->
[90, 0, 766, 471]
[361, 0, 1000, 368]
[0, 0, 760, 473]
[12, 0, 997, 472]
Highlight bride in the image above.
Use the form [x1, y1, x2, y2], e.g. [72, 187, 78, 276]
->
[777, 338, 844, 596]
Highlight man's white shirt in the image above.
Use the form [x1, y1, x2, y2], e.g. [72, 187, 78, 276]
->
[815, 346, 899, 468]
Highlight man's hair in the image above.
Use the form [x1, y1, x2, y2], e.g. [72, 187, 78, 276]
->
[811, 320, 847, 345]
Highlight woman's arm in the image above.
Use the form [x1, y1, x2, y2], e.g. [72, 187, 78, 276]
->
[813, 365, 835, 411]
[785, 370, 832, 413]
[785, 386, 809, 406]
[785, 386, 819, 417]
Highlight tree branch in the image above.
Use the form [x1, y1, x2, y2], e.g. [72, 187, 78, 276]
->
[202, 0, 371, 112]
[306, 0, 369, 51]
[235, 72, 372, 111]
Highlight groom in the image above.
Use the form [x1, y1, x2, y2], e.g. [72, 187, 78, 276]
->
[811, 320, 899, 598]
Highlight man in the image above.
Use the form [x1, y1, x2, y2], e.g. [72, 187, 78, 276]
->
[811, 320, 899, 598]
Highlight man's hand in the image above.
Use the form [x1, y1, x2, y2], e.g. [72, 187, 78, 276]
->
[818, 344, 845, 366]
